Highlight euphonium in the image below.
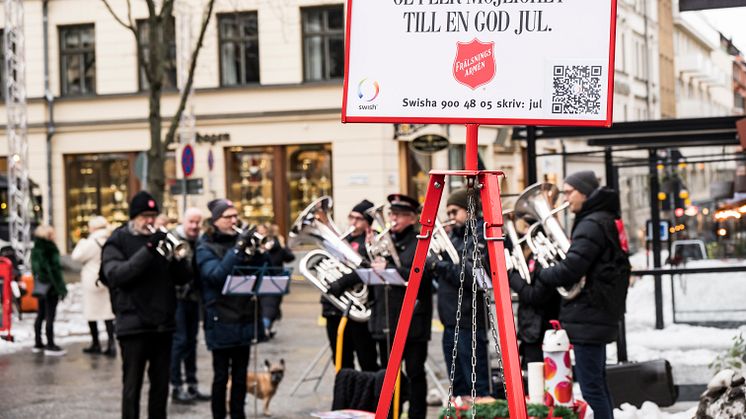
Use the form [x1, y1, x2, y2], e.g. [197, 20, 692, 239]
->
[365, 204, 401, 268]
[147, 225, 190, 261]
[514, 183, 585, 300]
[290, 196, 370, 322]
[429, 219, 460, 264]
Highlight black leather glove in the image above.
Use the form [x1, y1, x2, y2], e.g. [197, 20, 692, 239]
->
[425, 255, 441, 273]
[146, 229, 168, 254]
[328, 280, 345, 297]
[234, 226, 259, 257]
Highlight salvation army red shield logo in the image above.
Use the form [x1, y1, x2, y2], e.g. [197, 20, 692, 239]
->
[453, 39, 496, 90]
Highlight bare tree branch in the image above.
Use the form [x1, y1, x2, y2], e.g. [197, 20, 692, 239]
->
[164, 0, 217, 146]
[101, 0, 135, 31]
[160, 0, 175, 19]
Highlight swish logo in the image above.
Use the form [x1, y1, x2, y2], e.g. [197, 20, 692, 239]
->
[357, 78, 380, 110]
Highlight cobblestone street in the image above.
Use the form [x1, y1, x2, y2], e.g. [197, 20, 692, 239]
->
[0, 281, 448, 419]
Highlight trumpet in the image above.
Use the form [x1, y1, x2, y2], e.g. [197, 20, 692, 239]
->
[231, 225, 268, 257]
[147, 225, 190, 261]
[429, 219, 460, 264]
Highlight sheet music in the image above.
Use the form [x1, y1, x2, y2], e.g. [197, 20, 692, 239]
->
[222, 275, 258, 295]
[354, 268, 407, 286]
[256, 275, 291, 294]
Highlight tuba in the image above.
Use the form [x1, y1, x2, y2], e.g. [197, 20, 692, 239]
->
[515, 183, 585, 300]
[365, 204, 401, 268]
[290, 196, 370, 322]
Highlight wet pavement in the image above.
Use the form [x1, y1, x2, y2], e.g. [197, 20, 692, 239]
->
[0, 281, 448, 419]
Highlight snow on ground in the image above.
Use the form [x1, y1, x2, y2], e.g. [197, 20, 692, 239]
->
[0, 283, 92, 355]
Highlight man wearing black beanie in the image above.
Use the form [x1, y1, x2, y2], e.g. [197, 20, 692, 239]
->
[320, 199, 379, 373]
[101, 190, 191, 419]
[536, 171, 630, 419]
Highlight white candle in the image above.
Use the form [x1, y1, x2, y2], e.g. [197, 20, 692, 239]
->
[528, 361, 545, 404]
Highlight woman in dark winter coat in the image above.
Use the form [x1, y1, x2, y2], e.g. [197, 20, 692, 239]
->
[196, 199, 268, 419]
[31, 225, 68, 356]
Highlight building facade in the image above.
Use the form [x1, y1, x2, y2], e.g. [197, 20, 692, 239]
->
[0, 0, 518, 252]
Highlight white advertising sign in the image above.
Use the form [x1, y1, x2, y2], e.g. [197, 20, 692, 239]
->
[342, 0, 617, 126]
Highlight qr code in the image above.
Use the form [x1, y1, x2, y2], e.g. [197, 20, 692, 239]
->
[551, 65, 602, 114]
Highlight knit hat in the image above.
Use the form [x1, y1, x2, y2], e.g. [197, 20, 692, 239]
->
[207, 199, 235, 223]
[129, 191, 159, 219]
[351, 199, 375, 224]
[564, 171, 599, 196]
[446, 188, 469, 209]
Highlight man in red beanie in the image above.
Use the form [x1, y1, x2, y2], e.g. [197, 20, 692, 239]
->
[101, 190, 191, 419]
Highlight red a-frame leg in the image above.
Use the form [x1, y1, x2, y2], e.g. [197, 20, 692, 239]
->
[374, 170, 527, 419]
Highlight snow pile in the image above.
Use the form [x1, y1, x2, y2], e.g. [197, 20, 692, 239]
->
[0, 282, 91, 355]
[614, 402, 696, 419]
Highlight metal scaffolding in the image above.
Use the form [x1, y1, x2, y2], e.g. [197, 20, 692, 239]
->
[4, 0, 31, 272]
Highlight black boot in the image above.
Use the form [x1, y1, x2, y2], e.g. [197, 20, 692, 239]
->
[103, 320, 117, 357]
[172, 386, 196, 404]
[82, 342, 102, 354]
[187, 384, 211, 402]
[84, 322, 101, 354]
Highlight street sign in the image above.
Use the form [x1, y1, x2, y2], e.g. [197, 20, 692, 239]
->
[170, 178, 203, 195]
[646, 220, 670, 242]
[410, 134, 449, 154]
[181, 145, 195, 178]
[342, 0, 617, 126]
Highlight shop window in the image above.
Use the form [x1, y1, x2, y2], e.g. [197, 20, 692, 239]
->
[59, 25, 96, 96]
[448, 145, 487, 190]
[302, 6, 344, 81]
[137, 18, 177, 91]
[287, 144, 333, 223]
[65, 154, 133, 250]
[219, 12, 259, 86]
[405, 146, 432, 204]
[226, 146, 275, 225]
[162, 151, 179, 221]
[0, 30, 4, 100]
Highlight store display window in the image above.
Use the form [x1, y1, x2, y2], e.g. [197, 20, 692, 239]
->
[287, 144, 333, 224]
[65, 154, 134, 250]
[225, 144, 333, 236]
[226, 146, 275, 226]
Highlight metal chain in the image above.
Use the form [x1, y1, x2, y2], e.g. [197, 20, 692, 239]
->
[467, 190, 480, 419]
[444, 186, 476, 419]
[470, 199, 508, 401]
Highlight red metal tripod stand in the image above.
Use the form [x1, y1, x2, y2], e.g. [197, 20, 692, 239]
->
[374, 125, 527, 419]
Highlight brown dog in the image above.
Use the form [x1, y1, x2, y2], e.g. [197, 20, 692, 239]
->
[247, 359, 285, 416]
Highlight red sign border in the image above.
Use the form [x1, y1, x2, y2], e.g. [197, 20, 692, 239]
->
[181, 144, 195, 178]
[341, 0, 618, 128]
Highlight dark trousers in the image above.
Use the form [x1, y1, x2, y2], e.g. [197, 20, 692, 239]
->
[574, 344, 614, 419]
[170, 299, 200, 387]
[34, 293, 59, 346]
[325, 316, 379, 372]
[442, 326, 490, 397]
[211, 346, 250, 419]
[519, 341, 544, 371]
[378, 340, 428, 419]
[89, 320, 115, 347]
[119, 332, 173, 419]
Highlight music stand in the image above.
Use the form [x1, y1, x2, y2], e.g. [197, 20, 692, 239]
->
[223, 265, 292, 419]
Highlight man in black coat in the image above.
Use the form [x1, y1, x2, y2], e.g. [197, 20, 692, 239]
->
[101, 191, 190, 419]
[429, 188, 491, 397]
[536, 171, 628, 419]
[323, 199, 379, 372]
[170, 207, 210, 403]
[369, 194, 433, 419]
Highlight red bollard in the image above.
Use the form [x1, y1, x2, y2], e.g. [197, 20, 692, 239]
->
[0, 256, 14, 341]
